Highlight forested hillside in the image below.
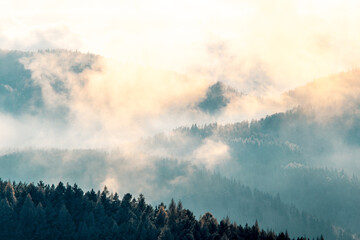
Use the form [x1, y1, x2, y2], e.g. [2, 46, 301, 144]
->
[150, 109, 360, 234]
[0, 179, 314, 240]
[0, 50, 98, 120]
[0, 50, 359, 239]
[0, 151, 353, 240]
[2, 1, 360, 239]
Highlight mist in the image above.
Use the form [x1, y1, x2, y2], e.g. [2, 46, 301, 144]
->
[2, 1, 360, 90]
[1, 1, 360, 239]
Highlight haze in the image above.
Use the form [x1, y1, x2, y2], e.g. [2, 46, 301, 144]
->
[1, 0, 360, 92]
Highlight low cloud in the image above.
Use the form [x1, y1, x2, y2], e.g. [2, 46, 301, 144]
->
[7, 51, 210, 148]
[192, 139, 230, 170]
[0, 21, 82, 51]
[1, 50, 360, 149]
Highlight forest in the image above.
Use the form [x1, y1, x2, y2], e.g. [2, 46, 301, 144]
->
[0, 179, 322, 240]
[0, 50, 358, 240]
[2, 2, 360, 240]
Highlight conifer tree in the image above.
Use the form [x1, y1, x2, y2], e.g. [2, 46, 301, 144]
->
[0, 199, 17, 239]
[18, 194, 37, 239]
[4, 181, 17, 206]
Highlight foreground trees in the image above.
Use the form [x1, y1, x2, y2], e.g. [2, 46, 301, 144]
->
[0, 179, 319, 240]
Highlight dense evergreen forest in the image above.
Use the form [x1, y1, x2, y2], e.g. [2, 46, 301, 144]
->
[0, 179, 320, 240]
[0, 151, 348, 239]
[149, 109, 360, 235]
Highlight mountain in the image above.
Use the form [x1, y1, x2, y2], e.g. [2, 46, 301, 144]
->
[197, 81, 241, 114]
[0, 50, 98, 118]
[0, 150, 353, 239]
[149, 107, 360, 235]
[1, 49, 360, 239]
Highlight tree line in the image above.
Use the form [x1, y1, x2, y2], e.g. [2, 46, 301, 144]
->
[0, 179, 321, 240]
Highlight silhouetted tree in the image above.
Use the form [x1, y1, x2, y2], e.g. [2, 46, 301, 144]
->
[0, 179, 318, 240]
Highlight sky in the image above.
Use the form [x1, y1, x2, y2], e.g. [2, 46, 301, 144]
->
[1, 0, 360, 93]
[2, 0, 360, 209]
[1, 0, 360, 149]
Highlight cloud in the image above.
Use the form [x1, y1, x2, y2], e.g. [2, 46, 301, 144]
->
[2, 49, 359, 149]
[1, 0, 360, 94]
[0, 21, 82, 51]
[192, 139, 230, 170]
[5, 51, 211, 148]
[193, 40, 275, 95]
[0, 84, 14, 93]
[282, 69, 360, 121]
[1, 0, 360, 185]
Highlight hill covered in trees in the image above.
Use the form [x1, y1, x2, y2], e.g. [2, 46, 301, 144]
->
[148, 106, 360, 234]
[1, 50, 359, 240]
[0, 179, 316, 240]
[0, 151, 353, 240]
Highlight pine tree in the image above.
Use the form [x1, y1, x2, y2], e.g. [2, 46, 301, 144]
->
[156, 204, 167, 228]
[35, 203, 47, 240]
[4, 181, 17, 206]
[76, 221, 90, 240]
[0, 199, 17, 239]
[18, 194, 37, 239]
[158, 227, 174, 240]
[56, 204, 75, 239]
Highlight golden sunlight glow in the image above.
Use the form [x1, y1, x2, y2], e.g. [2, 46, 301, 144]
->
[1, 0, 360, 93]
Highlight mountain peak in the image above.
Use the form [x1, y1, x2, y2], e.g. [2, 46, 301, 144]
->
[197, 81, 240, 114]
